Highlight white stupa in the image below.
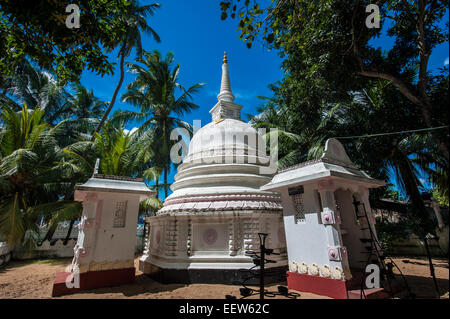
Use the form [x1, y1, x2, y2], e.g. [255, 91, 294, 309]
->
[139, 53, 287, 283]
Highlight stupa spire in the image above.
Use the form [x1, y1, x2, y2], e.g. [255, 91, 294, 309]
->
[217, 52, 235, 102]
[210, 52, 242, 122]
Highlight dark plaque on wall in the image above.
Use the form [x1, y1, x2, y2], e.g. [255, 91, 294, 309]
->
[288, 185, 304, 196]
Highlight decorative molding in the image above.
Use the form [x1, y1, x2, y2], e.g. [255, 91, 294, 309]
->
[308, 263, 319, 276]
[187, 219, 192, 256]
[289, 261, 298, 272]
[298, 262, 308, 274]
[290, 261, 345, 281]
[331, 266, 344, 280]
[328, 246, 347, 261]
[164, 220, 178, 256]
[228, 221, 237, 256]
[321, 210, 335, 225]
[164, 194, 282, 205]
[291, 193, 306, 224]
[320, 265, 331, 278]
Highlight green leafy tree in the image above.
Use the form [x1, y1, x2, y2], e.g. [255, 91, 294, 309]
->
[92, 0, 161, 139]
[65, 84, 107, 136]
[0, 105, 82, 248]
[118, 50, 204, 198]
[94, 121, 142, 176]
[0, 59, 71, 125]
[143, 166, 162, 200]
[93, 121, 162, 210]
[0, 60, 108, 147]
[221, 0, 449, 160]
[0, 0, 133, 83]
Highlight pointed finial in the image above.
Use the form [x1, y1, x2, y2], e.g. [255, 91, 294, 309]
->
[210, 51, 242, 121]
[217, 51, 234, 103]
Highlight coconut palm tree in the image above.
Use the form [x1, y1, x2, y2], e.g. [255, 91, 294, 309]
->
[93, 121, 142, 176]
[0, 105, 82, 248]
[0, 59, 71, 124]
[248, 101, 303, 168]
[143, 166, 162, 200]
[64, 85, 107, 138]
[92, 120, 163, 210]
[118, 49, 204, 198]
[92, 1, 161, 139]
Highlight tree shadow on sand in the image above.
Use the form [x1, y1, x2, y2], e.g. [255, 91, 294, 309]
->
[401, 259, 449, 269]
[399, 274, 449, 299]
[68, 273, 186, 297]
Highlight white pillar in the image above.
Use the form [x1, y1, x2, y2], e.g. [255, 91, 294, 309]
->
[318, 179, 350, 276]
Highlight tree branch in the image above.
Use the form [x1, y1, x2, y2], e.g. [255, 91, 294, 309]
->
[401, 0, 417, 23]
[355, 69, 424, 106]
[416, 0, 430, 100]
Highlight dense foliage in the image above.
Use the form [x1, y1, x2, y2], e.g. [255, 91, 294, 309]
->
[226, 1, 448, 294]
[222, 0, 449, 160]
[0, 1, 167, 247]
[0, 0, 134, 83]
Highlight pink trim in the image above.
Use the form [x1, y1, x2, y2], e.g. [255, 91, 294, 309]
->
[86, 193, 98, 201]
[52, 268, 135, 297]
[164, 195, 281, 206]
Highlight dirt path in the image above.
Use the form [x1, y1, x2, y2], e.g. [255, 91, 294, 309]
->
[0, 256, 447, 299]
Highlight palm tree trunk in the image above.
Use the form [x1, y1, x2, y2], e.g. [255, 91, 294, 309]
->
[155, 177, 159, 200]
[395, 149, 441, 298]
[164, 163, 168, 199]
[90, 42, 127, 141]
[63, 219, 75, 245]
[42, 223, 57, 242]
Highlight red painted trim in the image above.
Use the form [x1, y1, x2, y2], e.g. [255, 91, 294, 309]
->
[52, 267, 135, 297]
[287, 271, 348, 299]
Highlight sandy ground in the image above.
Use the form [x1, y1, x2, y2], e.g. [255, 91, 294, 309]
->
[0, 256, 448, 299]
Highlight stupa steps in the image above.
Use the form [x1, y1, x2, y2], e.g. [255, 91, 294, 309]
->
[174, 163, 274, 181]
[179, 155, 273, 170]
[171, 173, 272, 191]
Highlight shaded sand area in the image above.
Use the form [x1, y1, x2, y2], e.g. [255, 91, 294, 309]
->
[0, 256, 448, 299]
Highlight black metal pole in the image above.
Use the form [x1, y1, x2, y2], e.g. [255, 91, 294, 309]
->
[258, 233, 267, 300]
[423, 237, 440, 298]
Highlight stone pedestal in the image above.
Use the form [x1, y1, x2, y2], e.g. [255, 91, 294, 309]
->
[52, 175, 153, 297]
[140, 211, 287, 284]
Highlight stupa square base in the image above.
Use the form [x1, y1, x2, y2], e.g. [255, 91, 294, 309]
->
[142, 261, 288, 285]
[286, 271, 348, 299]
[51, 267, 135, 297]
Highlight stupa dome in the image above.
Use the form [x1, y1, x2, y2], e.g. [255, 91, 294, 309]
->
[186, 118, 264, 161]
[158, 53, 281, 214]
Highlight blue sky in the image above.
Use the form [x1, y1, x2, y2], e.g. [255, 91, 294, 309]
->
[82, 0, 283, 125]
[79, 1, 449, 199]
[81, 0, 283, 198]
